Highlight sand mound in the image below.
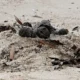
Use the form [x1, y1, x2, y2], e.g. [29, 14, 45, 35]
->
[0, 24, 79, 73]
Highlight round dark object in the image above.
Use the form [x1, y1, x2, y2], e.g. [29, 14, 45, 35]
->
[39, 20, 51, 27]
[58, 29, 68, 35]
[36, 26, 50, 39]
[19, 27, 33, 37]
[22, 22, 32, 27]
[39, 20, 56, 33]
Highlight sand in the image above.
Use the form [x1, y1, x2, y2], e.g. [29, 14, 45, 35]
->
[0, 0, 80, 80]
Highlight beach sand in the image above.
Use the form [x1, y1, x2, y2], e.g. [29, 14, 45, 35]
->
[0, 0, 80, 80]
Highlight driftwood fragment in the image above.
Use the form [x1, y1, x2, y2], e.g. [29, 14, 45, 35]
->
[37, 39, 63, 48]
[9, 46, 15, 61]
[37, 40, 54, 48]
[14, 15, 23, 25]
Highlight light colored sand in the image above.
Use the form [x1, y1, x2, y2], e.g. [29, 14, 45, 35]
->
[0, 0, 80, 29]
[0, 67, 80, 80]
[0, 0, 80, 80]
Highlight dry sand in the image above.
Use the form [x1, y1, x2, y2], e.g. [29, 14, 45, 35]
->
[0, 0, 80, 80]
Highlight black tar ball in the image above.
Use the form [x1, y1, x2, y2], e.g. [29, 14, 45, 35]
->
[22, 22, 32, 27]
[36, 26, 50, 39]
[19, 27, 33, 37]
[57, 29, 68, 35]
[39, 20, 55, 33]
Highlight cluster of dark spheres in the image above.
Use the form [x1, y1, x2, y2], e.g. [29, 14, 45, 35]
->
[19, 20, 68, 39]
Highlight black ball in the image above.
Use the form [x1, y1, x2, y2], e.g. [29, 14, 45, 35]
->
[39, 20, 56, 33]
[19, 27, 33, 37]
[36, 26, 50, 39]
[40, 20, 51, 26]
[22, 22, 32, 27]
[58, 29, 68, 35]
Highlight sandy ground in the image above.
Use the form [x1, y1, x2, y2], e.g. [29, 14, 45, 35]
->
[0, 0, 80, 80]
